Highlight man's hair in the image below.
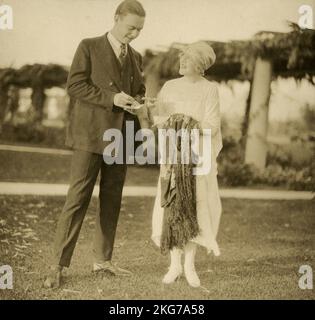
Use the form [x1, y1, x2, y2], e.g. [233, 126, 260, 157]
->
[115, 0, 146, 17]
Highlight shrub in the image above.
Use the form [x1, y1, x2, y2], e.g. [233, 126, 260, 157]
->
[218, 161, 258, 186]
[217, 135, 258, 186]
[0, 123, 66, 148]
[216, 135, 315, 191]
[258, 164, 315, 191]
[12, 123, 45, 143]
[267, 140, 314, 170]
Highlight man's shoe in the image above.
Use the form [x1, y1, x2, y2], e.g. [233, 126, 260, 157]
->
[92, 261, 132, 276]
[43, 266, 63, 289]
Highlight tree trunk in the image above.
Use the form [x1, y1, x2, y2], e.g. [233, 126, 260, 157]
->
[244, 57, 273, 170]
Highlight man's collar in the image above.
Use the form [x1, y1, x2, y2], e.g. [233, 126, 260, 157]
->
[108, 31, 125, 50]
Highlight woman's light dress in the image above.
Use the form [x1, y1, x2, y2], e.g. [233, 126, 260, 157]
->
[151, 77, 223, 255]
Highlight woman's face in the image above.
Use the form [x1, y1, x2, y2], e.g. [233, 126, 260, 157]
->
[179, 51, 200, 76]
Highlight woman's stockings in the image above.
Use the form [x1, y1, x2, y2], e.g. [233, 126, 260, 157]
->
[184, 242, 200, 287]
[162, 248, 183, 284]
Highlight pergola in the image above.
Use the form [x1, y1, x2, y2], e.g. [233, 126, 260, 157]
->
[0, 64, 68, 125]
[0, 24, 314, 169]
[143, 23, 315, 170]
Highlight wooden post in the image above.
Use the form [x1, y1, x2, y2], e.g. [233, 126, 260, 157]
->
[244, 57, 272, 170]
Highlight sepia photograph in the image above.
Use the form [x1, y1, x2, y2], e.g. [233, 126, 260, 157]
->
[0, 0, 314, 301]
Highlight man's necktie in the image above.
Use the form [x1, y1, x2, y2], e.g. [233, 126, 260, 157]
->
[119, 44, 127, 65]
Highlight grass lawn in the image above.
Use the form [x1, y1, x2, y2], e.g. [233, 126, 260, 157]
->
[0, 195, 314, 300]
[0, 150, 159, 186]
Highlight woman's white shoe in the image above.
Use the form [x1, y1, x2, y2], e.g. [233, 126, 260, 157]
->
[162, 267, 182, 284]
[184, 265, 200, 287]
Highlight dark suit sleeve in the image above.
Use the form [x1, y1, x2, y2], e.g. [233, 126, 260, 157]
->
[67, 40, 116, 110]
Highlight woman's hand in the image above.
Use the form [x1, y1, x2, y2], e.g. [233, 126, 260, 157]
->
[141, 97, 157, 108]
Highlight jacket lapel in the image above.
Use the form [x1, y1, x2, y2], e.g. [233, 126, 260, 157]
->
[101, 33, 122, 91]
[99, 33, 143, 93]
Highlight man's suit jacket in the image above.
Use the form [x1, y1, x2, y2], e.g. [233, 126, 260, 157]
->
[65, 33, 146, 154]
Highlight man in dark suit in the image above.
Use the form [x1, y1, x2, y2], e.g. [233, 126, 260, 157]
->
[44, 0, 146, 288]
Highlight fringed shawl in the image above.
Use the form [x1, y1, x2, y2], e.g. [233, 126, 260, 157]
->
[159, 113, 200, 254]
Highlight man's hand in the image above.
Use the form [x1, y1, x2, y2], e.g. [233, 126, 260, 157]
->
[124, 100, 144, 115]
[114, 91, 136, 108]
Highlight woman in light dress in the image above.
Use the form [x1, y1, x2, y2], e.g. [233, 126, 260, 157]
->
[150, 41, 223, 288]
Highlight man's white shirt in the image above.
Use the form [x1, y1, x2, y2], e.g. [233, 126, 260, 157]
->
[107, 32, 128, 60]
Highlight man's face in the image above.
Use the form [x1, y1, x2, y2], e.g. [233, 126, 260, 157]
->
[114, 13, 145, 44]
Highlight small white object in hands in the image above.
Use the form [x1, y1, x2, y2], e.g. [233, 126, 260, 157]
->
[124, 103, 145, 115]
